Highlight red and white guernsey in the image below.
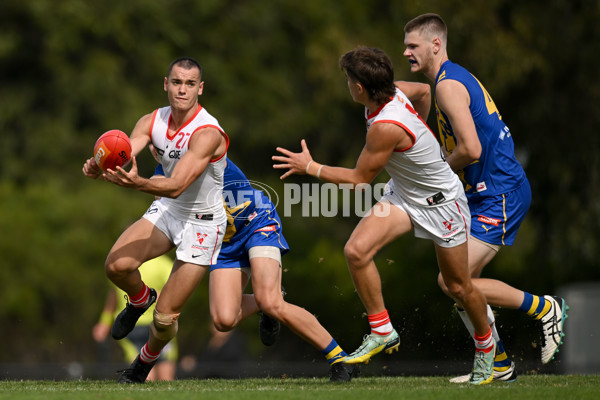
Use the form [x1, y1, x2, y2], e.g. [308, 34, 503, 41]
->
[149, 105, 228, 223]
[367, 88, 463, 206]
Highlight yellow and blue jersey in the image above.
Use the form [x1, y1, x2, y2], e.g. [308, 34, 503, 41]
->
[435, 60, 527, 202]
[154, 159, 289, 268]
[216, 159, 289, 268]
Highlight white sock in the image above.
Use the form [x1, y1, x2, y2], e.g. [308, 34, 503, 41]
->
[457, 304, 500, 343]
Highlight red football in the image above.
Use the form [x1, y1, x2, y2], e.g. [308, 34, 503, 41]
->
[93, 130, 132, 171]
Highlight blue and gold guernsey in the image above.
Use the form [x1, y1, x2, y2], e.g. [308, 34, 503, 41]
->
[216, 158, 289, 269]
[154, 159, 289, 269]
[435, 60, 527, 201]
[435, 60, 531, 246]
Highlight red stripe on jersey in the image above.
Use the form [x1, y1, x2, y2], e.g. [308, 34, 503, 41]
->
[371, 120, 416, 152]
[166, 105, 204, 141]
[149, 109, 159, 142]
[255, 225, 276, 233]
[366, 97, 392, 119]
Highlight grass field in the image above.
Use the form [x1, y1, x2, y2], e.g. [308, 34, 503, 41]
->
[0, 375, 598, 400]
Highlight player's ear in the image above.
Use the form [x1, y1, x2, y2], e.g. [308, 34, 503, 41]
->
[432, 37, 442, 55]
[164, 77, 168, 92]
[197, 81, 204, 96]
[356, 81, 366, 95]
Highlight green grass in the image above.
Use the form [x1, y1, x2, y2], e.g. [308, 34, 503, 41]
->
[0, 375, 598, 400]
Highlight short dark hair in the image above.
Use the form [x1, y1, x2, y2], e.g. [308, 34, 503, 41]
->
[167, 57, 203, 79]
[339, 47, 395, 104]
[404, 13, 447, 45]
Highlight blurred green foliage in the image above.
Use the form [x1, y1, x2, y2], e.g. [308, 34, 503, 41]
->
[0, 0, 598, 365]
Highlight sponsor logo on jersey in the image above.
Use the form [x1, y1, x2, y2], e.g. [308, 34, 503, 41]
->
[254, 225, 276, 233]
[499, 126, 511, 140]
[478, 215, 500, 226]
[168, 149, 182, 159]
[476, 181, 487, 192]
[427, 192, 446, 206]
[145, 206, 159, 215]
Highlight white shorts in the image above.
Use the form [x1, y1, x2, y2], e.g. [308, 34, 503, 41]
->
[143, 200, 226, 265]
[382, 181, 471, 248]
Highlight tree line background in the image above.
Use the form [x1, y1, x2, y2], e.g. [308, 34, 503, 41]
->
[0, 0, 598, 372]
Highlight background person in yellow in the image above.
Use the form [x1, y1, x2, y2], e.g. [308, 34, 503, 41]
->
[92, 254, 177, 381]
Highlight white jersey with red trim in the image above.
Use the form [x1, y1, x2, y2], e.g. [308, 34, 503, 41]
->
[149, 105, 228, 223]
[366, 88, 463, 206]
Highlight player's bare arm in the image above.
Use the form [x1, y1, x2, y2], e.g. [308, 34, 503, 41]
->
[128, 113, 154, 156]
[273, 123, 408, 186]
[435, 79, 482, 171]
[104, 127, 224, 198]
[394, 81, 431, 119]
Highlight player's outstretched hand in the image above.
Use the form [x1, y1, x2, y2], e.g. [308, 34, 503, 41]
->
[273, 139, 313, 179]
[103, 156, 142, 188]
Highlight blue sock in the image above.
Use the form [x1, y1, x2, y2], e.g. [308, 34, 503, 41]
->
[321, 339, 347, 365]
[518, 292, 534, 313]
[519, 292, 549, 319]
[493, 340, 512, 370]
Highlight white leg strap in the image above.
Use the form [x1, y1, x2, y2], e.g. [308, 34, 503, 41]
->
[150, 309, 180, 341]
[248, 246, 281, 265]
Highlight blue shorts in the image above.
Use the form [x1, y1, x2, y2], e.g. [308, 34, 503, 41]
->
[210, 209, 289, 271]
[469, 180, 531, 246]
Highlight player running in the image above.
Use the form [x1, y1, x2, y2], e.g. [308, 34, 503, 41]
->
[403, 13, 568, 382]
[274, 46, 495, 385]
[154, 159, 357, 382]
[83, 57, 229, 384]
[211, 158, 356, 381]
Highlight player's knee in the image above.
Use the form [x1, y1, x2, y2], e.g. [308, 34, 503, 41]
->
[344, 240, 368, 268]
[213, 320, 235, 332]
[445, 281, 468, 302]
[104, 259, 122, 279]
[255, 293, 284, 320]
[211, 312, 237, 332]
[104, 253, 133, 278]
[151, 309, 180, 341]
[437, 273, 450, 294]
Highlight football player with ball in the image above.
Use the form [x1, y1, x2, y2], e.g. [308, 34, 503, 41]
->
[82, 57, 229, 383]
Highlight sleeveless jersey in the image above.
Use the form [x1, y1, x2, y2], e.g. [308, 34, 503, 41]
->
[367, 88, 463, 206]
[434, 60, 527, 201]
[149, 105, 228, 223]
[155, 159, 289, 253]
[221, 159, 283, 243]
